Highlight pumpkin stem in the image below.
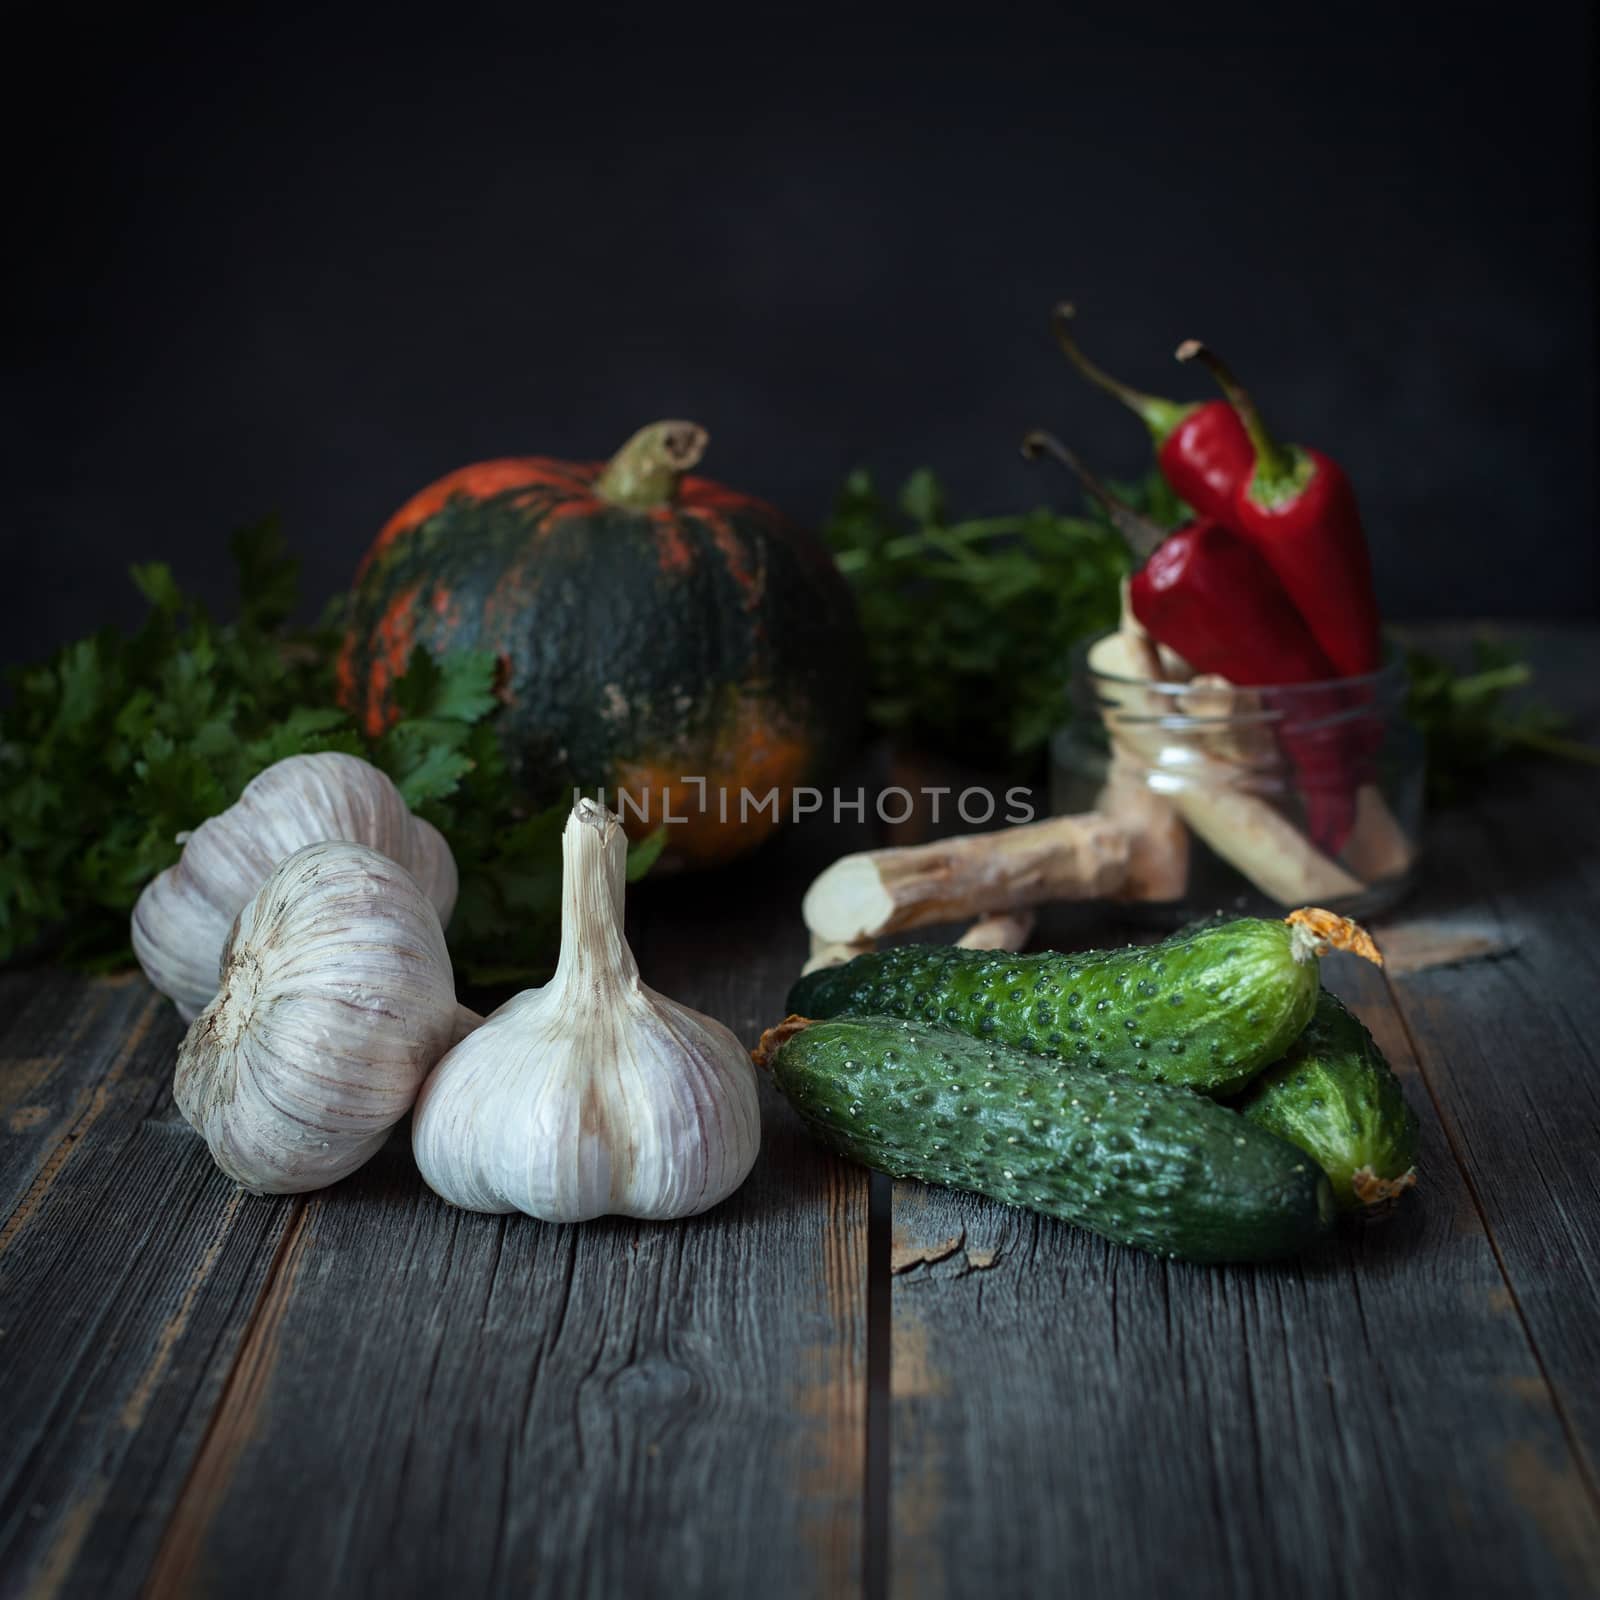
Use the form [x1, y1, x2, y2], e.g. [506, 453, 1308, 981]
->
[594, 421, 709, 508]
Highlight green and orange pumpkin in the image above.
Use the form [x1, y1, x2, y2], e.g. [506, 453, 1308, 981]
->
[338, 421, 864, 869]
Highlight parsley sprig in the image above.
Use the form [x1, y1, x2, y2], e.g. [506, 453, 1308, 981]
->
[1405, 640, 1600, 805]
[823, 466, 1132, 766]
[0, 524, 660, 984]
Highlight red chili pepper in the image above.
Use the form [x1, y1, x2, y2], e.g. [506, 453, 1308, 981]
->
[1131, 522, 1335, 686]
[1051, 304, 1254, 525]
[1022, 431, 1358, 849]
[1176, 340, 1382, 678]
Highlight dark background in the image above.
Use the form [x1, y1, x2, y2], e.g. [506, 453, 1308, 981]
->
[6, 0, 1594, 668]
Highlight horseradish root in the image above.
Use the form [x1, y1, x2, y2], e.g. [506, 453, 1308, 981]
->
[801, 811, 1130, 945]
[1087, 632, 1364, 905]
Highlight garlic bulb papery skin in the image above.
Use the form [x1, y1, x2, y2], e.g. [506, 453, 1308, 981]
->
[412, 800, 761, 1222]
[175, 840, 462, 1195]
[133, 751, 458, 1022]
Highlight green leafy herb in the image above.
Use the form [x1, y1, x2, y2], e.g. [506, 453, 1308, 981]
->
[0, 523, 659, 986]
[1405, 639, 1600, 805]
[824, 467, 1135, 766]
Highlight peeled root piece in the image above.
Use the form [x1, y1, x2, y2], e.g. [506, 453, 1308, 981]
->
[956, 908, 1037, 951]
[801, 812, 1130, 946]
[1095, 752, 1190, 903]
[1342, 785, 1416, 884]
[1089, 633, 1365, 906]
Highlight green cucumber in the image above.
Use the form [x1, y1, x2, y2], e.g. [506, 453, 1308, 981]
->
[787, 913, 1358, 1096]
[761, 1016, 1336, 1264]
[1234, 991, 1419, 1211]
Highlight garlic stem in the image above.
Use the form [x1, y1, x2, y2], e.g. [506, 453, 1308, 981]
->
[552, 798, 638, 988]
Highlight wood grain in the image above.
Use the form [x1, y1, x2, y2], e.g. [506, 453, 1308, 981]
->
[0, 985, 295, 1600]
[1379, 766, 1600, 1488]
[0, 972, 151, 1229]
[2, 626, 1597, 1597]
[1380, 627, 1600, 1483]
[885, 956, 1600, 1599]
[136, 819, 872, 1600]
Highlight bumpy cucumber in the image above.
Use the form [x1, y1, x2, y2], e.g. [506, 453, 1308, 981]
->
[788, 917, 1326, 1096]
[1234, 991, 1418, 1210]
[763, 1016, 1336, 1264]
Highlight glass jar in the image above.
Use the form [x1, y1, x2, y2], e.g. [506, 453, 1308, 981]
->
[1051, 638, 1423, 924]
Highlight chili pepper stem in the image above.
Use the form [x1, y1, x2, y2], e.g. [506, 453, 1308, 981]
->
[1052, 304, 1191, 442]
[1021, 430, 1167, 559]
[1175, 340, 1296, 483]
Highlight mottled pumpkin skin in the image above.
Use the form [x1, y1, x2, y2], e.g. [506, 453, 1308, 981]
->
[338, 456, 864, 868]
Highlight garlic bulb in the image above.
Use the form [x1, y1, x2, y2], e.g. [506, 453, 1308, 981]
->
[176, 840, 466, 1194]
[412, 799, 761, 1221]
[133, 751, 457, 1021]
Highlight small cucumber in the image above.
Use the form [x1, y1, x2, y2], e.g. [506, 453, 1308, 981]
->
[760, 1016, 1336, 1264]
[1234, 991, 1419, 1210]
[787, 911, 1373, 1096]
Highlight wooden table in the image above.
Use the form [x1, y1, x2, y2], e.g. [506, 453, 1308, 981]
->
[3, 626, 1597, 1599]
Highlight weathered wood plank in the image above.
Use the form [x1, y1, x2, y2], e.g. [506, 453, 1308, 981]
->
[1380, 759, 1600, 1486]
[4, 625, 1593, 1598]
[1375, 626, 1600, 1482]
[0, 985, 296, 1600]
[886, 957, 1600, 1598]
[139, 822, 871, 1600]
[0, 971, 152, 1227]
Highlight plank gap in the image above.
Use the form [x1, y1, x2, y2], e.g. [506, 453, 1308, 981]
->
[141, 1194, 311, 1595]
[864, 1171, 892, 1600]
[1380, 963, 1600, 1520]
[0, 991, 163, 1258]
